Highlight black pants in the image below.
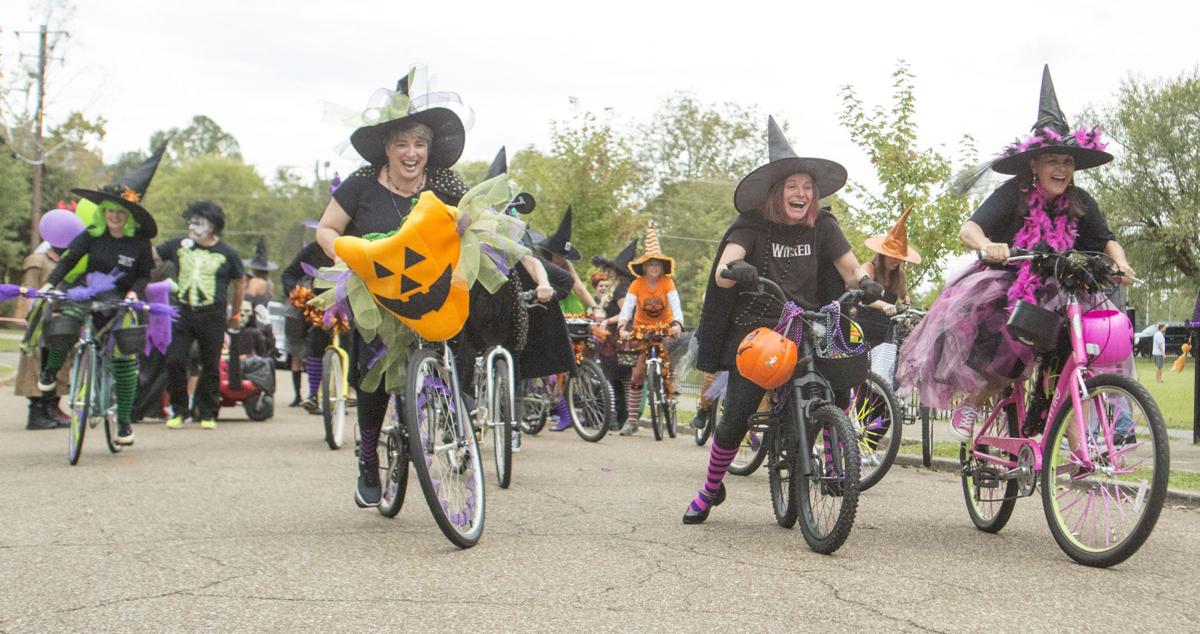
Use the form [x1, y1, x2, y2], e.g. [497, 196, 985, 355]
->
[166, 305, 225, 419]
[713, 369, 768, 450]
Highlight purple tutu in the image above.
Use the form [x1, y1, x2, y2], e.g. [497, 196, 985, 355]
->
[896, 262, 1035, 410]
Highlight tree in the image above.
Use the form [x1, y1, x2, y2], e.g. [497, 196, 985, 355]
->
[638, 93, 765, 190]
[150, 115, 242, 162]
[453, 159, 489, 188]
[142, 154, 270, 257]
[838, 62, 977, 288]
[0, 145, 32, 280]
[1080, 68, 1200, 286]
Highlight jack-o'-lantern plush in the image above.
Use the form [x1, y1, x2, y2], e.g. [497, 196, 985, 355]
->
[641, 296, 665, 319]
[736, 327, 798, 389]
[334, 191, 469, 341]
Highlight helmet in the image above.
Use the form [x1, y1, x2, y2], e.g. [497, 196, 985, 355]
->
[735, 327, 798, 389]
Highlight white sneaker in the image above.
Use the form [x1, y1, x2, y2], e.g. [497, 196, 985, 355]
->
[511, 430, 522, 453]
[949, 403, 979, 443]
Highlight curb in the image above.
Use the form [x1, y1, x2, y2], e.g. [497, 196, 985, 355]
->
[894, 454, 1200, 509]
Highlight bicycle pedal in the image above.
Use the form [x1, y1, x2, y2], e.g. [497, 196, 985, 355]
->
[974, 467, 1001, 489]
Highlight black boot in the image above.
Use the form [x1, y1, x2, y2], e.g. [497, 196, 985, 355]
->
[690, 406, 710, 430]
[42, 395, 70, 428]
[289, 370, 303, 407]
[25, 398, 57, 430]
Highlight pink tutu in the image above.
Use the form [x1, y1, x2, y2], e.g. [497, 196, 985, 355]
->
[896, 262, 1035, 410]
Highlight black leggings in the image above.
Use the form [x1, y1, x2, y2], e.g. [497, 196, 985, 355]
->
[712, 369, 768, 451]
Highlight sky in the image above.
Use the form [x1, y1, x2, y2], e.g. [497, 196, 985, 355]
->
[2, 0, 1198, 199]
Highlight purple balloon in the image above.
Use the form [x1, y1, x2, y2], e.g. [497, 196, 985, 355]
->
[39, 209, 85, 248]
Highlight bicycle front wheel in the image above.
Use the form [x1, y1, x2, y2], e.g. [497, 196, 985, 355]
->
[322, 349, 347, 450]
[491, 357, 514, 488]
[378, 395, 409, 518]
[647, 371, 663, 441]
[848, 372, 901, 491]
[1041, 374, 1169, 568]
[405, 348, 485, 549]
[797, 404, 860, 554]
[567, 359, 610, 442]
[919, 399, 933, 468]
[67, 345, 95, 466]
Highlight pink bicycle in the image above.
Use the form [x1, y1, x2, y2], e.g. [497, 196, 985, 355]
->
[962, 248, 1168, 567]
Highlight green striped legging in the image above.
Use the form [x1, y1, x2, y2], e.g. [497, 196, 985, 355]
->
[44, 307, 140, 424]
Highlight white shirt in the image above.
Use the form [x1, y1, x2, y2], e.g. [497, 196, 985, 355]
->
[1152, 331, 1166, 356]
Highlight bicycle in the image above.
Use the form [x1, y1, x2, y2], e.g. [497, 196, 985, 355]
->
[470, 344, 517, 489]
[626, 324, 677, 441]
[887, 308, 934, 467]
[40, 293, 154, 465]
[565, 316, 615, 442]
[724, 270, 866, 553]
[846, 371, 901, 491]
[319, 327, 351, 450]
[960, 248, 1167, 567]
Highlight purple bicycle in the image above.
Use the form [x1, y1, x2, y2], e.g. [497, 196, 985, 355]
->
[962, 248, 1168, 567]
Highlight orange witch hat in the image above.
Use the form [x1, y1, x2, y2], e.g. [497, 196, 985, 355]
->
[864, 207, 922, 264]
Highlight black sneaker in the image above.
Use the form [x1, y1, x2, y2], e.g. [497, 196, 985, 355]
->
[114, 423, 135, 446]
[301, 395, 320, 415]
[690, 408, 710, 430]
[37, 366, 58, 392]
[355, 459, 381, 507]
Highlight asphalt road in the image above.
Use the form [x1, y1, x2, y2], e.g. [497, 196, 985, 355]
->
[2, 388, 1198, 632]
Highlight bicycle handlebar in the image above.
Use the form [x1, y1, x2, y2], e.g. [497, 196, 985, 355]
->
[975, 248, 1143, 285]
[720, 267, 867, 310]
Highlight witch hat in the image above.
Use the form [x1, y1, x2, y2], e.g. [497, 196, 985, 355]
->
[864, 207, 922, 264]
[628, 221, 674, 277]
[991, 65, 1112, 175]
[486, 146, 507, 180]
[591, 238, 639, 281]
[348, 65, 466, 168]
[71, 141, 168, 239]
[243, 237, 278, 272]
[536, 207, 580, 260]
[733, 116, 847, 214]
[483, 146, 535, 215]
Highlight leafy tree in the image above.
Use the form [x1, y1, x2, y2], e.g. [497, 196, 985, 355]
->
[142, 155, 270, 256]
[0, 145, 32, 280]
[638, 94, 765, 189]
[838, 61, 977, 288]
[1079, 68, 1200, 286]
[40, 112, 108, 211]
[453, 159, 489, 188]
[150, 115, 242, 162]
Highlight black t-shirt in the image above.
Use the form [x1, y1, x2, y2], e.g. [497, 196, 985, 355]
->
[332, 167, 468, 238]
[48, 230, 154, 297]
[156, 238, 245, 307]
[727, 211, 852, 309]
[281, 241, 334, 296]
[970, 179, 1115, 252]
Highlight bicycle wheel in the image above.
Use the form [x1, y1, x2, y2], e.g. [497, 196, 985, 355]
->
[647, 370, 663, 441]
[728, 421, 767, 477]
[796, 404, 860, 554]
[322, 349, 347, 450]
[960, 396, 1019, 533]
[567, 359, 611, 442]
[405, 348, 485, 549]
[378, 395, 409, 518]
[67, 345, 95, 466]
[518, 378, 548, 435]
[1041, 373, 1168, 568]
[491, 357, 514, 488]
[919, 397, 933, 468]
[661, 389, 677, 439]
[848, 372, 901, 491]
[768, 423, 798, 527]
[694, 397, 717, 447]
[98, 361, 123, 454]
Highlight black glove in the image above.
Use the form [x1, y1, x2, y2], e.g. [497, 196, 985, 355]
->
[725, 261, 759, 288]
[859, 276, 884, 304]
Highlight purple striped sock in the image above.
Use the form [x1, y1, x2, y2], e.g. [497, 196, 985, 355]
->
[360, 425, 381, 470]
[690, 442, 739, 513]
[304, 356, 322, 398]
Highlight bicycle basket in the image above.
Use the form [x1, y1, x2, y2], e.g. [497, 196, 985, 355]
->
[808, 312, 870, 392]
[44, 313, 83, 348]
[113, 325, 147, 356]
[564, 317, 592, 342]
[617, 348, 639, 367]
[1006, 300, 1062, 353]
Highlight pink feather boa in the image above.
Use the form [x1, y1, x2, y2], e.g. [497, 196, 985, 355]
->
[1005, 183, 1078, 309]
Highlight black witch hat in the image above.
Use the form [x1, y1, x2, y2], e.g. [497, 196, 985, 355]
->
[243, 237, 278, 272]
[733, 116, 847, 214]
[71, 142, 167, 239]
[485, 145, 536, 215]
[349, 66, 466, 168]
[536, 207, 580, 261]
[991, 65, 1113, 175]
[591, 238, 638, 281]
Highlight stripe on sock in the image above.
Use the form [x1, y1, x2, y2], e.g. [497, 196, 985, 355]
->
[360, 425, 381, 470]
[304, 356, 323, 397]
[691, 442, 739, 512]
[112, 358, 138, 424]
[625, 385, 642, 423]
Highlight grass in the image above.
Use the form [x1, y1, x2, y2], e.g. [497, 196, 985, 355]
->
[0, 338, 23, 353]
[1133, 357, 1196, 431]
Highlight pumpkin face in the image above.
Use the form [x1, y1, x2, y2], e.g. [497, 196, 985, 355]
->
[641, 296, 665, 319]
[334, 191, 468, 341]
[736, 327, 798, 389]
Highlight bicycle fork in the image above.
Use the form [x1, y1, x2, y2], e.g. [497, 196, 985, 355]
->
[485, 346, 516, 428]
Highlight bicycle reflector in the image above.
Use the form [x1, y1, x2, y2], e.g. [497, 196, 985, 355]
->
[736, 327, 798, 389]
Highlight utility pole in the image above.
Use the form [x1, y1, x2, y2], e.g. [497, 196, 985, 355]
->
[17, 24, 69, 250]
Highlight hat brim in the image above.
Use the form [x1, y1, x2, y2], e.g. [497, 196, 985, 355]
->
[71, 188, 158, 239]
[734, 157, 847, 214]
[864, 236, 922, 264]
[349, 107, 465, 169]
[628, 255, 674, 277]
[591, 255, 635, 279]
[991, 145, 1113, 175]
[536, 240, 581, 262]
[243, 260, 279, 272]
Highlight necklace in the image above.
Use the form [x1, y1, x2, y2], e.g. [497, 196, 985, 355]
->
[383, 166, 425, 221]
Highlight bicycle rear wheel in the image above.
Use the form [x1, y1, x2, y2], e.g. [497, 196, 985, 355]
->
[102, 364, 122, 454]
[848, 372, 901, 491]
[405, 348, 485, 549]
[322, 349, 347, 450]
[567, 359, 610, 442]
[797, 404, 860, 554]
[491, 357, 514, 488]
[694, 397, 718, 446]
[67, 345, 95, 466]
[728, 423, 767, 476]
[918, 396, 933, 468]
[961, 396, 1019, 533]
[1041, 374, 1168, 568]
[768, 423, 798, 527]
[517, 378, 549, 435]
[378, 395, 409, 518]
[661, 388, 677, 439]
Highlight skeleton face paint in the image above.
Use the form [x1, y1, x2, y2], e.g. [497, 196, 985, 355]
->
[239, 303, 253, 327]
[187, 216, 214, 241]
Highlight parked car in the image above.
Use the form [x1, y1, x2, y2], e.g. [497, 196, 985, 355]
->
[267, 301, 291, 369]
[1134, 323, 1190, 357]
